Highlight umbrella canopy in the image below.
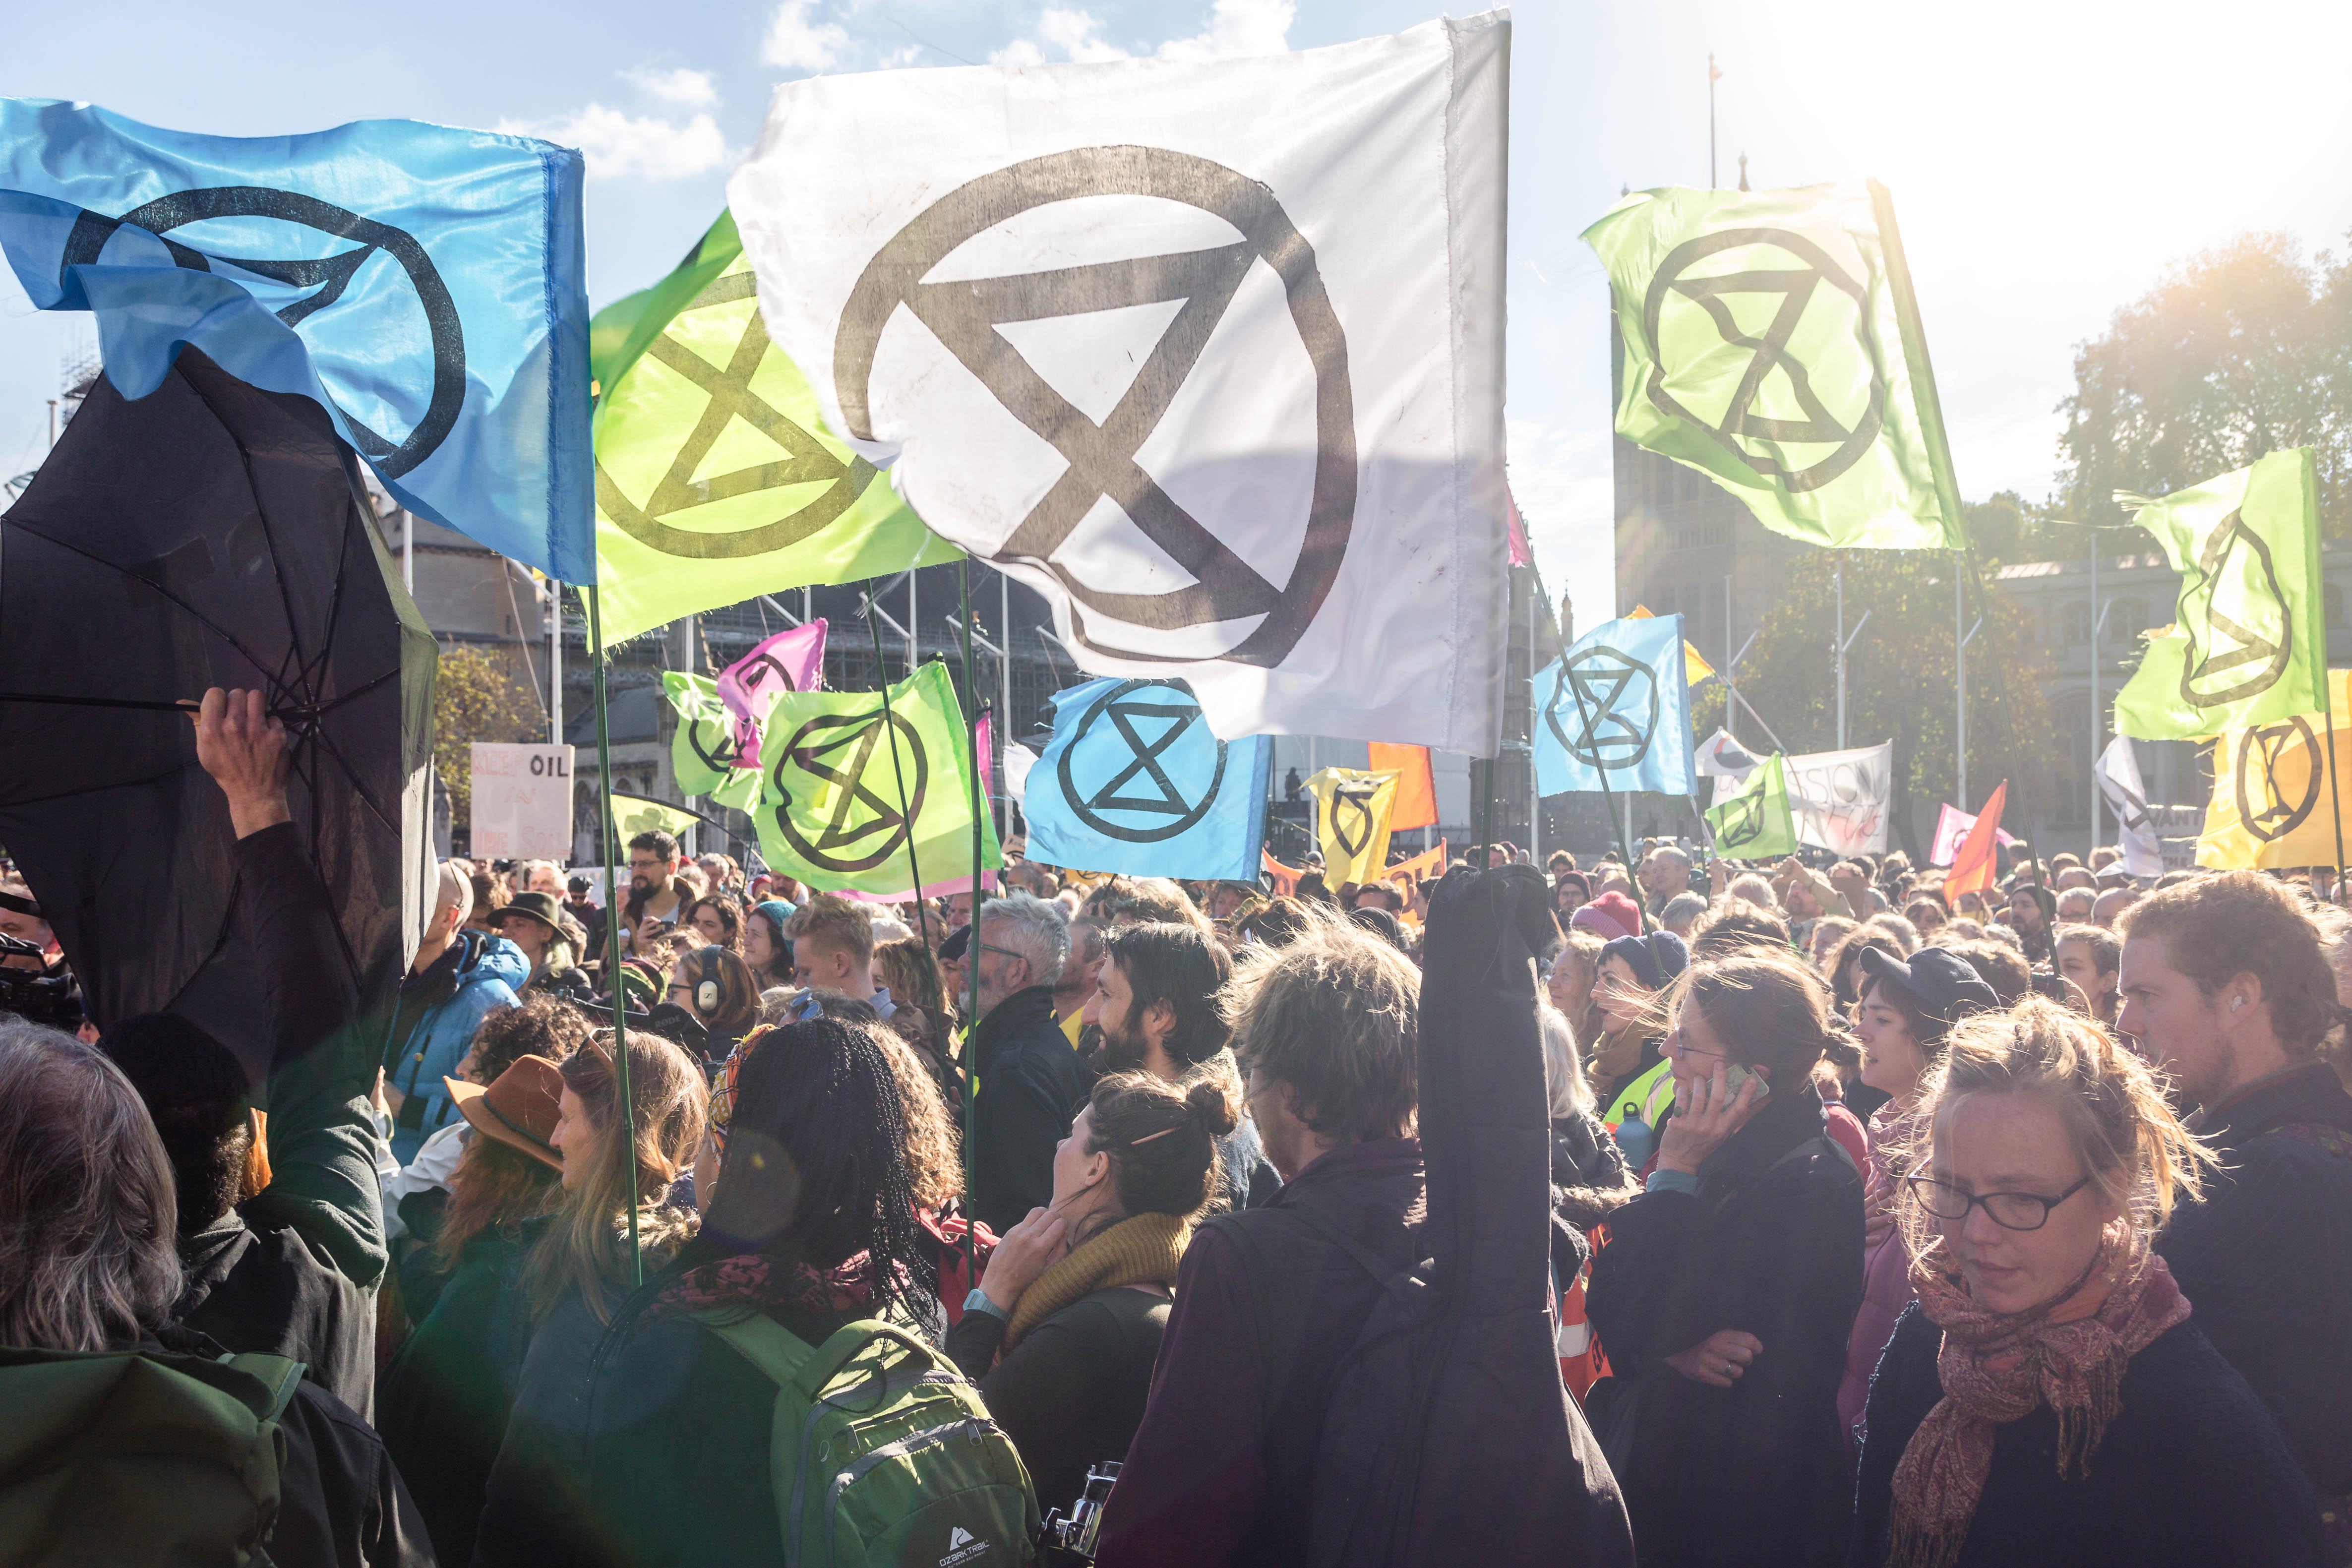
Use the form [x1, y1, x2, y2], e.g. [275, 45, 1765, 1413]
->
[0, 348, 436, 1084]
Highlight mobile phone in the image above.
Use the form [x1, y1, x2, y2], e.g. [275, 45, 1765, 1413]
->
[1721, 1063, 1765, 1102]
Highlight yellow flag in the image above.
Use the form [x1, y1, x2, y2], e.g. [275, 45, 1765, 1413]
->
[1306, 767, 1401, 887]
[2197, 669, 2352, 869]
[1628, 604, 1717, 684]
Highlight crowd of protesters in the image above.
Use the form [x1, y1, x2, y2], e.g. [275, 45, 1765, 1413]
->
[0, 688, 2346, 1567]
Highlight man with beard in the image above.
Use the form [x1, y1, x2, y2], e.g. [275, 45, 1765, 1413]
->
[619, 830, 688, 956]
[1092, 922, 1279, 1211]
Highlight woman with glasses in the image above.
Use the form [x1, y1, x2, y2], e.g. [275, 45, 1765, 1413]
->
[1582, 947, 1866, 1568]
[1849, 997, 2324, 1568]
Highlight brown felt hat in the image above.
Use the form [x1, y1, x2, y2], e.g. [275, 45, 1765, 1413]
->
[444, 1054, 566, 1173]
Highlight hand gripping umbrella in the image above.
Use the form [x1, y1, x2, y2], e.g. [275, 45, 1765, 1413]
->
[0, 349, 436, 1085]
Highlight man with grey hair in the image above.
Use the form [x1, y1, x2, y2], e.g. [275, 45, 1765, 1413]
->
[1638, 844, 1692, 915]
[1658, 890, 1709, 939]
[2056, 886, 2097, 924]
[966, 891, 1085, 1232]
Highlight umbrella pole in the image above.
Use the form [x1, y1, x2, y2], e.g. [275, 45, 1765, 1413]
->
[956, 562, 984, 1281]
[587, 585, 643, 1286]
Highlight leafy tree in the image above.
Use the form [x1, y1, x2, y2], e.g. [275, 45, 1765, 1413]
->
[2057, 233, 2352, 532]
[1708, 547, 2056, 862]
[433, 646, 541, 826]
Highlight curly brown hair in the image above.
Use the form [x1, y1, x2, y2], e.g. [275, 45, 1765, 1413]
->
[2119, 870, 2346, 1057]
[869, 1024, 963, 1208]
[468, 993, 593, 1086]
[1227, 910, 1417, 1143]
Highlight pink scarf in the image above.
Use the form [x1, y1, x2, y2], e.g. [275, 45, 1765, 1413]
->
[1887, 1235, 2190, 1568]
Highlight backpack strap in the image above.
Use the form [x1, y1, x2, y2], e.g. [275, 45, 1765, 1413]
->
[1277, 1200, 1421, 1307]
[693, 1311, 820, 1389]
[220, 1353, 305, 1424]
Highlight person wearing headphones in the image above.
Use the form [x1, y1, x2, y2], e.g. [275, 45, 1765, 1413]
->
[663, 946, 762, 1070]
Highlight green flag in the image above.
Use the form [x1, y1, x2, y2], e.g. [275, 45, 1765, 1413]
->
[755, 662, 1000, 897]
[1582, 182, 1963, 551]
[611, 792, 703, 842]
[592, 210, 960, 648]
[1706, 754, 1798, 859]
[2111, 448, 2324, 740]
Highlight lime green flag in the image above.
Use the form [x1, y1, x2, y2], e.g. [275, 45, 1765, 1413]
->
[2111, 449, 2324, 740]
[1706, 754, 1798, 859]
[592, 211, 960, 648]
[755, 663, 1000, 897]
[611, 792, 703, 842]
[661, 671, 762, 812]
[1582, 182, 1963, 551]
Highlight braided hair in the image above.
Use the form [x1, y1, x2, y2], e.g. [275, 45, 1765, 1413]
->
[681, 1017, 935, 1317]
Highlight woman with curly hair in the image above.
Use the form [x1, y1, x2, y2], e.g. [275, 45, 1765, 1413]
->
[1849, 999, 2322, 1567]
[496, 1018, 960, 1568]
[684, 893, 743, 953]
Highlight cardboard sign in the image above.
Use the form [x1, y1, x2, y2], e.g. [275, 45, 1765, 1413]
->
[471, 743, 575, 858]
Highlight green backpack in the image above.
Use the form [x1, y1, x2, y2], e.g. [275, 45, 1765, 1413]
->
[0, 1345, 305, 1568]
[695, 1313, 1039, 1568]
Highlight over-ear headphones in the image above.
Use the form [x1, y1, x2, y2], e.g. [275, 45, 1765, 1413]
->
[695, 948, 723, 1015]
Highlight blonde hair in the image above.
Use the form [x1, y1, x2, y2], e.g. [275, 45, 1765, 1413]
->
[1901, 997, 2215, 1266]
[522, 1030, 706, 1324]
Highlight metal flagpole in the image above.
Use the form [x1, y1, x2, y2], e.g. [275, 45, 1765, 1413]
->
[585, 587, 641, 1285]
[2088, 532, 2100, 848]
[1956, 564, 1965, 808]
[2324, 672, 2347, 895]
[999, 571, 1013, 835]
[1835, 554, 1844, 748]
[548, 583, 563, 749]
[956, 562, 984, 1279]
[1528, 577, 1540, 864]
[860, 581, 930, 915]
[1559, 594, 1639, 873]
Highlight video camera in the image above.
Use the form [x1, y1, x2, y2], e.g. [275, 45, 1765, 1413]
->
[0, 931, 84, 1030]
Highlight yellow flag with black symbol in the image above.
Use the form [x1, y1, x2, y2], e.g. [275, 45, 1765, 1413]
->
[1628, 604, 1718, 685]
[610, 793, 703, 843]
[592, 210, 959, 647]
[2197, 668, 2352, 869]
[1306, 767, 1401, 888]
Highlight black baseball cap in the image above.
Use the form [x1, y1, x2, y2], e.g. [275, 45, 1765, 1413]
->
[1858, 946, 1999, 1027]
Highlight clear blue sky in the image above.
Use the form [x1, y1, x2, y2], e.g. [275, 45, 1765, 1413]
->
[7, 0, 2352, 621]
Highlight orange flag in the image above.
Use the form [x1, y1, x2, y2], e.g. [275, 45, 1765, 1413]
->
[1944, 780, 2008, 900]
[1381, 838, 1447, 887]
[1262, 849, 1304, 898]
[1369, 743, 1439, 830]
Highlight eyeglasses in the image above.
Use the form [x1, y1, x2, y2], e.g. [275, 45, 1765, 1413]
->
[1906, 1173, 2093, 1232]
[972, 940, 1025, 963]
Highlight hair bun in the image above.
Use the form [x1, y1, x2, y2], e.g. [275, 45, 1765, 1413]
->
[1186, 1073, 1242, 1141]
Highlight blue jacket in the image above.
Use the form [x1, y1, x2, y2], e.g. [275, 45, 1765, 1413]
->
[379, 928, 527, 1163]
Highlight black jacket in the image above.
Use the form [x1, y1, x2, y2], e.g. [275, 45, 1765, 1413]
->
[948, 1284, 1170, 1515]
[1584, 1084, 1865, 1568]
[2157, 1060, 2352, 1514]
[156, 1321, 433, 1568]
[966, 985, 1086, 1234]
[176, 822, 385, 1419]
[378, 1219, 544, 1567]
[1848, 1304, 2325, 1568]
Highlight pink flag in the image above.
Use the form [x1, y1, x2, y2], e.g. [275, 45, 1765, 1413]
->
[974, 710, 993, 801]
[718, 620, 826, 770]
[1505, 486, 1533, 567]
[1930, 801, 2023, 867]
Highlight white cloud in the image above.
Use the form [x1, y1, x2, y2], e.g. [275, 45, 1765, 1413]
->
[621, 66, 720, 109]
[991, 7, 1126, 64]
[498, 104, 731, 182]
[1157, 0, 1294, 60]
[988, 36, 1048, 65]
[765, 0, 854, 72]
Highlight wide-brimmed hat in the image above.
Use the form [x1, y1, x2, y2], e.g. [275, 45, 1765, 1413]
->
[497, 891, 563, 934]
[444, 1054, 566, 1172]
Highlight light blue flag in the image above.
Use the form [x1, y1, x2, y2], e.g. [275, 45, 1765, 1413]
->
[0, 99, 592, 582]
[1533, 612, 1696, 797]
[1025, 677, 1272, 881]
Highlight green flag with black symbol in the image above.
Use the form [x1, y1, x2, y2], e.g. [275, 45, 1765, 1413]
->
[1705, 753, 1798, 859]
[1582, 182, 1964, 551]
[755, 662, 1001, 897]
[2112, 448, 2324, 741]
[611, 792, 704, 843]
[661, 671, 764, 810]
[592, 210, 960, 647]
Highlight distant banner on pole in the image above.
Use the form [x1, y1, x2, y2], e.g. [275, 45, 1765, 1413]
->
[1628, 604, 1717, 685]
[1306, 767, 1400, 888]
[611, 792, 703, 843]
[1025, 678, 1272, 882]
[1945, 781, 2007, 898]
[718, 621, 827, 771]
[1784, 741, 1893, 856]
[471, 744, 576, 859]
[2112, 448, 2325, 741]
[1930, 802, 2023, 867]
[2095, 735, 2164, 879]
[1262, 849, 1303, 898]
[1696, 727, 1761, 786]
[2196, 668, 2352, 871]
[1368, 742, 1440, 831]
[1381, 838, 1447, 887]
[1705, 753, 1796, 859]
[1582, 181, 1964, 552]
[755, 662, 1001, 898]
[1533, 613, 1696, 797]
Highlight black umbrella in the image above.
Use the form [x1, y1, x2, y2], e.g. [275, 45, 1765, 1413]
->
[0, 348, 436, 1085]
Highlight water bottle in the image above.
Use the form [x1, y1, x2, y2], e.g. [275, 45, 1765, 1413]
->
[1613, 1103, 1655, 1168]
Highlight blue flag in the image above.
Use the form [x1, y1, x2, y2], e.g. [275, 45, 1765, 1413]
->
[1025, 677, 1271, 881]
[1533, 612, 1695, 797]
[0, 99, 592, 582]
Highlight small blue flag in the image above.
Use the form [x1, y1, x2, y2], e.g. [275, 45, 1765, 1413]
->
[1025, 677, 1271, 882]
[1533, 612, 1695, 797]
[0, 99, 593, 583]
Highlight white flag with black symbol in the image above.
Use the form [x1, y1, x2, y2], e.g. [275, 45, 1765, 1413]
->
[728, 12, 1511, 754]
[2096, 734, 2164, 879]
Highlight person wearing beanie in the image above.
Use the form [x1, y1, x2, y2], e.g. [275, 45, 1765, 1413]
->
[1572, 889, 1645, 943]
[1589, 929, 1691, 1118]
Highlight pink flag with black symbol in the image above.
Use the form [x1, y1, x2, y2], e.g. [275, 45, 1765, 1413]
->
[717, 620, 826, 770]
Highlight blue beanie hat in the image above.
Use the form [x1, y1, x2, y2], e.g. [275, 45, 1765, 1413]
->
[1598, 930, 1689, 992]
